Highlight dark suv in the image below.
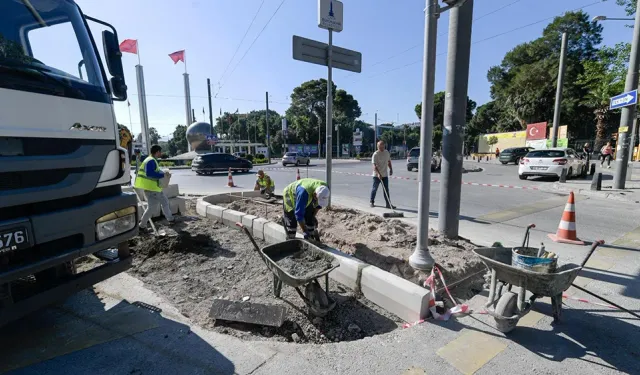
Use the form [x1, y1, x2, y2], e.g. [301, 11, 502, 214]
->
[192, 153, 253, 175]
[499, 147, 534, 165]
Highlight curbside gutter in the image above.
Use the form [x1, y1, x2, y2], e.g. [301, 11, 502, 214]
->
[540, 182, 640, 204]
[194, 194, 430, 323]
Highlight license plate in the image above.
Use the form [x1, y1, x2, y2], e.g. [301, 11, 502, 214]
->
[0, 227, 30, 254]
[530, 166, 548, 171]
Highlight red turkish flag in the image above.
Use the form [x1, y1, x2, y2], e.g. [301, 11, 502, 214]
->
[526, 122, 547, 140]
[168, 50, 185, 64]
[119, 39, 138, 54]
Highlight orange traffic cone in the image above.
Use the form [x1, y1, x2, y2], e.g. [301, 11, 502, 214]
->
[226, 168, 236, 188]
[548, 192, 584, 245]
[296, 168, 301, 180]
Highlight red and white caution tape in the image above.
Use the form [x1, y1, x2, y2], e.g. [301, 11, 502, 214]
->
[562, 293, 618, 309]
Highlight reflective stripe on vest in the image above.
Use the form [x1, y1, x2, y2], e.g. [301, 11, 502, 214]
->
[134, 156, 162, 192]
[283, 178, 327, 212]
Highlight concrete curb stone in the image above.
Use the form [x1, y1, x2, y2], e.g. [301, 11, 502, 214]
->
[205, 205, 227, 222]
[222, 209, 245, 227]
[241, 215, 257, 232]
[252, 218, 269, 240]
[544, 182, 640, 203]
[196, 198, 211, 217]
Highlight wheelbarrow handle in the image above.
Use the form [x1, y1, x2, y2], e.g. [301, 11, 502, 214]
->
[235, 222, 261, 253]
[580, 239, 605, 268]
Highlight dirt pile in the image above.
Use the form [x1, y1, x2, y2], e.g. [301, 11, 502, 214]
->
[128, 216, 401, 344]
[225, 200, 486, 299]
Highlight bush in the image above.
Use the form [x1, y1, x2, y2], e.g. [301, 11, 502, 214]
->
[245, 154, 254, 162]
[158, 161, 175, 167]
[254, 154, 267, 162]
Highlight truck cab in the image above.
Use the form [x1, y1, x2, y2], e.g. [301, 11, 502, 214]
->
[0, 0, 137, 325]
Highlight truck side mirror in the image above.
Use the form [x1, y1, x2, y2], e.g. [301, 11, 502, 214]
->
[102, 30, 127, 100]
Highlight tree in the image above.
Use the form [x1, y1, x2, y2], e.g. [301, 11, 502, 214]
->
[414, 92, 476, 149]
[148, 127, 160, 145]
[578, 43, 629, 148]
[167, 125, 188, 156]
[487, 11, 603, 135]
[487, 136, 499, 152]
[613, 0, 636, 15]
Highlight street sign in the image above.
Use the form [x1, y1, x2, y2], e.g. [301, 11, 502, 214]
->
[610, 89, 638, 110]
[292, 35, 362, 73]
[353, 130, 362, 146]
[206, 134, 218, 145]
[318, 0, 343, 32]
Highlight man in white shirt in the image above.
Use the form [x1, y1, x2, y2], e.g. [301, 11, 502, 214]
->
[370, 140, 395, 209]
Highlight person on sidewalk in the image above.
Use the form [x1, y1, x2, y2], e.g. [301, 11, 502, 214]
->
[254, 170, 275, 197]
[282, 178, 330, 240]
[600, 141, 613, 169]
[495, 148, 500, 159]
[370, 141, 395, 209]
[135, 145, 174, 230]
[582, 142, 591, 165]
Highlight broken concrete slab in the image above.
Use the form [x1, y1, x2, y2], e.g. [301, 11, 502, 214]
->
[209, 299, 286, 327]
[360, 266, 430, 323]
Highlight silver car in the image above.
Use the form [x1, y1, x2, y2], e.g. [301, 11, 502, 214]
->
[282, 152, 310, 166]
[406, 147, 441, 172]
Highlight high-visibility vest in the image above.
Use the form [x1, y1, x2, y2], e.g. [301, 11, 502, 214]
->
[257, 174, 275, 188]
[283, 178, 327, 213]
[134, 156, 162, 192]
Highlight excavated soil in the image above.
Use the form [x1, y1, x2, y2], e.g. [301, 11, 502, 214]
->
[128, 212, 401, 344]
[226, 200, 486, 300]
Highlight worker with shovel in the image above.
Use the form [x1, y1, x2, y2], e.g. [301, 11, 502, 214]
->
[254, 170, 275, 197]
[282, 178, 330, 240]
[135, 145, 174, 231]
[370, 140, 396, 209]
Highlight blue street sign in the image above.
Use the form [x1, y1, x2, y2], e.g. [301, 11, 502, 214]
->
[206, 135, 218, 141]
[610, 89, 638, 110]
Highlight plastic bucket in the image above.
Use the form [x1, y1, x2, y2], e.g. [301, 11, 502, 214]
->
[511, 247, 557, 273]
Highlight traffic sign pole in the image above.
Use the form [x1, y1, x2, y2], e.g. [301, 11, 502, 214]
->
[326, 28, 333, 207]
[614, 0, 640, 189]
[551, 32, 567, 148]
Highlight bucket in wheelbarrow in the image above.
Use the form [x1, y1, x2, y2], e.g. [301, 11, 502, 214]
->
[512, 247, 557, 273]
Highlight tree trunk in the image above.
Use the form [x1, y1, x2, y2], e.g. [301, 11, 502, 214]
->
[594, 109, 607, 150]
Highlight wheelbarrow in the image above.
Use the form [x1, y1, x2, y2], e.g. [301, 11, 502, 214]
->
[236, 223, 340, 317]
[473, 224, 604, 333]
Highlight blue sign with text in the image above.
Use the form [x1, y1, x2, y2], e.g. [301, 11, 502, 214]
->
[610, 89, 638, 110]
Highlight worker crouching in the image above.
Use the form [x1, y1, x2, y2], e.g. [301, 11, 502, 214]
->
[254, 170, 275, 197]
[282, 178, 330, 240]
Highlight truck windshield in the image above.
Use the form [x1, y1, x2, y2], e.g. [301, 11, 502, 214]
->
[0, 0, 107, 102]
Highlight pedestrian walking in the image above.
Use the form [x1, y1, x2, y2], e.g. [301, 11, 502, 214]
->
[135, 145, 174, 230]
[495, 148, 500, 159]
[600, 141, 613, 169]
[254, 169, 275, 197]
[282, 178, 330, 240]
[370, 141, 395, 209]
[582, 142, 591, 165]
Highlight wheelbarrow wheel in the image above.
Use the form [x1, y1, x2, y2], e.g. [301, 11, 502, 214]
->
[494, 291, 519, 333]
[305, 281, 330, 317]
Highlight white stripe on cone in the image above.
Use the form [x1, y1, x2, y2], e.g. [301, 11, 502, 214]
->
[564, 203, 575, 212]
[558, 220, 577, 231]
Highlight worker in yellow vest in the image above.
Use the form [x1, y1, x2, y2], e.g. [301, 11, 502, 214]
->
[254, 170, 275, 197]
[282, 178, 330, 240]
[134, 145, 174, 229]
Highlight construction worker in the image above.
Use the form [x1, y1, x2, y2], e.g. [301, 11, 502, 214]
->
[282, 178, 330, 240]
[135, 145, 174, 230]
[254, 170, 275, 197]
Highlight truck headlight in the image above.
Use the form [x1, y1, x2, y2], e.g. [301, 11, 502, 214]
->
[96, 206, 137, 240]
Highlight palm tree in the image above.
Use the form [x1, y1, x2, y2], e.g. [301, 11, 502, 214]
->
[581, 79, 615, 150]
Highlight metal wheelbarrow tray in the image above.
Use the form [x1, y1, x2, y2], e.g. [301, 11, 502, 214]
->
[472, 238, 603, 333]
[237, 223, 340, 317]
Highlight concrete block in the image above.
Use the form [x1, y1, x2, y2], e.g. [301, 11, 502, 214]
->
[196, 199, 211, 217]
[164, 184, 180, 199]
[222, 209, 245, 227]
[263, 222, 287, 243]
[241, 214, 257, 232]
[136, 197, 183, 220]
[173, 196, 187, 214]
[252, 218, 269, 241]
[320, 247, 369, 292]
[206, 205, 227, 223]
[360, 266, 430, 322]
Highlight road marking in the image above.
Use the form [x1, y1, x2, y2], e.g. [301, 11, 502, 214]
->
[260, 167, 541, 190]
[437, 330, 507, 375]
[0, 302, 159, 372]
[477, 195, 583, 223]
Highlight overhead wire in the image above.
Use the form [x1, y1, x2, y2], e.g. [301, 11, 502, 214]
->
[126, 92, 290, 105]
[214, 0, 288, 98]
[346, 0, 602, 85]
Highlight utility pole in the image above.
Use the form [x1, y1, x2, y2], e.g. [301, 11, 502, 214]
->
[326, 29, 334, 207]
[409, 0, 440, 271]
[630, 113, 639, 165]
[551, 32, 568, 148]
[374, 112, 378, 147]
[438, 0, 474, 239]
[207, 78, 214, 131]
[265, 91, 271, 163]
[336, 124, 340, 158]
[614, 0, 640, 189]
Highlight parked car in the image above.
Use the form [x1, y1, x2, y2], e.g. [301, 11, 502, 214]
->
[406, 147, 441, 172]
[282, 152, 310, 166]
[233, 152, 247, 159]
[518, 148, 587, 180]
[499, 147, 534, 165]
[192, 153, 253, 175]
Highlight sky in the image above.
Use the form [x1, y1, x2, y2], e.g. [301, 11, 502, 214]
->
[74, 0, 633, 138]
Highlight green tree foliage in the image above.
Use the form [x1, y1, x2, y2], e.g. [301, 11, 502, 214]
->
[613, 0, 636, 15]
[148, 127, 160, 145]
[167, 124, 188, 156]
[414, 91, 476, 149]
[487, 11, 602, 137]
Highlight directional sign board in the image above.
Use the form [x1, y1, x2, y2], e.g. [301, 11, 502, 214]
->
[206, 135, 218, 145]
[318, 0, 343, 32]
[292, 35, 362, 73]
[610, 89, 638, 110]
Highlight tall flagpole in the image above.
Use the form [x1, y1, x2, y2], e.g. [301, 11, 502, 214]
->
[183, 50, 193, 150]
[135, 41, 150, 155]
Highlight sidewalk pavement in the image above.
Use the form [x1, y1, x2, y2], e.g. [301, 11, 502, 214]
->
[538, 173, 640, 204]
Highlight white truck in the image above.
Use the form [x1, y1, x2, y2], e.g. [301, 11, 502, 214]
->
[0, 0, 137, 325]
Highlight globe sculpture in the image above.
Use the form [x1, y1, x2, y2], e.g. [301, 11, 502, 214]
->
[186, 121, 213, 151]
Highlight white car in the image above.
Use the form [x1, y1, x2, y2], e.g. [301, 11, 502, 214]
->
[518, 148, 587, 180]
[282, 152, 310, 166]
